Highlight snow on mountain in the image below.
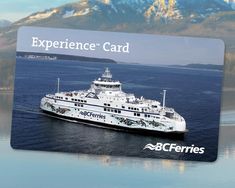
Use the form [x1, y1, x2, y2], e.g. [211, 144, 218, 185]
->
[10, 0, 235, 27]
[144, 0, 183, 21]
[26, 9, 59, 23]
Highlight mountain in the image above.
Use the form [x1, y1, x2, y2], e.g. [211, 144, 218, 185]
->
[1, 0, 233, 46]
[4, 0, 233, 28]
[0, 19, 12, 28]
[1, 0, 235, 89]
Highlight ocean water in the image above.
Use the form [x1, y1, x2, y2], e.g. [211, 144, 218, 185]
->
[11, 58, 223, 161]
[2, 90, 235, 188]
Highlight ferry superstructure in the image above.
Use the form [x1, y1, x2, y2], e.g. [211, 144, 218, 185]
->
[40, 68, 186, 135]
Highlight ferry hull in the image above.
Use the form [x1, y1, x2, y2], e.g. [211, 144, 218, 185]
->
[41, 109, 186, 139]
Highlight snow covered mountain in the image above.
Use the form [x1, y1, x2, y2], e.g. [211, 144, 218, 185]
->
[12, 0, 232, 27]
[0, 0, 233, 51]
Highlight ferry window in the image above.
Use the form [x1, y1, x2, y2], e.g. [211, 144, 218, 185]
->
[148, 115, 150, 118]
[104, 103, 107, 106]
[145, 114, 147, 117]
[104, 108, 106, 111]
[84, 100, 87, 103]
[74, 104, 77, 106]
[81, 100, 83, 103]
[72, 98, 74, 101]
[137, 113, 140, 117]
[128, 107, 130, 110]
[108, 104, 110, 106]
[122, 106, 125, 109]
[107, 109, 110, 112]
[81, 104, 83, 107]
[118, 110, 121, 113]
[134, 108, 136, 110]
[65, 97, 68, 100]
[134, 113, 136, 116]
[115, 110, 118, 113]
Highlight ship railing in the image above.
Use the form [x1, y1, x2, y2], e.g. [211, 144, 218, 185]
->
[95, 79, 120, 83]
[46, 94, 55, 98]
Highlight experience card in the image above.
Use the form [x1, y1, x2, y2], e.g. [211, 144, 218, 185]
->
[11, 26, 224, 162]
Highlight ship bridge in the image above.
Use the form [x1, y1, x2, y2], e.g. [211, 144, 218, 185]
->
[91, 68, 122, 92]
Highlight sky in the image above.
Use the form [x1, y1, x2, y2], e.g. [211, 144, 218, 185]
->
[0, 0, 79, 22]
[18, 27, 224, 65]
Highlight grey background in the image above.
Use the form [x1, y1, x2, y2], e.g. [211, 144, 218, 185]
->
[17, 26, 224, 65]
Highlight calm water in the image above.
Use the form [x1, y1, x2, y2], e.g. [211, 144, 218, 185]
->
[2, 92, 235, 188]
[11, 58, 223, 161]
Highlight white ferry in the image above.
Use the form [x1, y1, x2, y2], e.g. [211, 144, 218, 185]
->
[40, 68, 187, 136]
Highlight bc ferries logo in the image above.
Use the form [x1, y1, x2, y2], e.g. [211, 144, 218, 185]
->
[143, 142, 205, 154]
[143, 143, 158, 151]
[80, 111, 106, 119]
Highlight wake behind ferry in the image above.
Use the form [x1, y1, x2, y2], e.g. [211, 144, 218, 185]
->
[40, 68, 187, 135]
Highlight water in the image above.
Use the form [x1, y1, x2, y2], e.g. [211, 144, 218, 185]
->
[2, 91, 235, 188]
[11, 58, 223, 161]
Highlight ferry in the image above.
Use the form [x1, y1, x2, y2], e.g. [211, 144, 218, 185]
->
[40, 68, 187, 136]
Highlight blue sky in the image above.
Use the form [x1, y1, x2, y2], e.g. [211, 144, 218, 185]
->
[0, 0, 79, 22]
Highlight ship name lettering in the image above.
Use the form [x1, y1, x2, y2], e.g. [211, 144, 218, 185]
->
[80, 111, 106, 119]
